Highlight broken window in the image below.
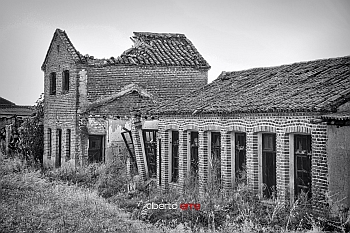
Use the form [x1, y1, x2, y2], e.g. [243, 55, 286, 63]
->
[66, 129, 71, 161]
[171, 131, 179, 183]
[142, 130, 157, 178]
[294, 135, 312, 199]
[190, 132, 199, 178]
[262, 133, 276, 199]
[121, 130, 138, 175]
[235, 133, 246, 180]
[49, 72, 56, 95]
[211, 132, 221, 184]
[88, 135, 104, 163]
[62, 70, 69, 92]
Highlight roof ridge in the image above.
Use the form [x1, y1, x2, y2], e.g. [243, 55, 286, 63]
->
[133, 32, 186, 38]
[221, 55, 350, 77]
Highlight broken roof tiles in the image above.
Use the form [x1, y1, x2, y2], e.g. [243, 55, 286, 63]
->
[153, 56, 350, 115]
[42, 29, 210, 70]
[88, 32, 210, 69]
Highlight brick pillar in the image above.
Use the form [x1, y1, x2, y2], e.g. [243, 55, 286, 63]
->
[276, 132, 290, 202]
[247, 131, 259, 192]
[198, 130, 208, 197]
[311, 124, 328, 211]
[221, 130, 232, 191]
[131, 117, 146, 180]
[161, 130, 169, 191]
[178, 129, 186, 193]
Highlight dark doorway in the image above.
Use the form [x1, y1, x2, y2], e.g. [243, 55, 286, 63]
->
[262, 133, 276, 199]
[142, 130, 157, 178]
[294, 135, 312, 199]
[190, 132, 199, 178]
[235, 133, 246, 179]
[88, 135, 104, 163]
[211, 132, 221, 184]
[56, 129, 62, 168]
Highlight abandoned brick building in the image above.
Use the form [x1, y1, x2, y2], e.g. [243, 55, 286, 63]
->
[133, 55, 350, 210]
[42, 28, 350, 211]
[41, 29, 210, 168]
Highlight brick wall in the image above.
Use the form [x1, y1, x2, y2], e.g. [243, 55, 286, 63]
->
[43, 38, 208, 167]
[86, 65, 208, 103]
[156, 113, 329, 207]
[88, 92, 155, 117]
[43, 34, 81, 167]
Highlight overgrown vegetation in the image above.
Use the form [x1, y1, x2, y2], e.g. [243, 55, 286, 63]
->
[0, 152, 173, 233]
[106, 160, 350, 233]
[1, 146, 349, 232]
[3, 94, 44, 165]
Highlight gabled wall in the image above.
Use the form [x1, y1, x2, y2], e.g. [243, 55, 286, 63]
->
[43, 33, 81, 167]
[86, 65, 208, 103]
[88, 91, 155, 117]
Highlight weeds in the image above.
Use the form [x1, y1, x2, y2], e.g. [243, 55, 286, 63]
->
[2, 149, 349, 233]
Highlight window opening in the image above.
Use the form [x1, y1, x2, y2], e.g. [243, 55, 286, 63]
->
[66, 129, 71, 161]
[48, 128, 52, 159]
[49, 72, 56, 95]
[62, 70, 69, 92]
[190, 132, 199, 178]
[56, 129, 62, 167]
[235, 132, 246, 180]
[211, 132, 221, 185]
[142, 130, 157, 178]
[262, 133, 276, 199]
[171, 131, 179, 182]
[294, 135, 312, 199]
[88, 135, 104, 163]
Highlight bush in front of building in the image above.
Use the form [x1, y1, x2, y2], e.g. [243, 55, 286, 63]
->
[44, 162, 104, 188]
[96, 155, 130, 198]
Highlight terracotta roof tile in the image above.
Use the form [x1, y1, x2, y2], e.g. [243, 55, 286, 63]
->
[153, 56, 350, 115]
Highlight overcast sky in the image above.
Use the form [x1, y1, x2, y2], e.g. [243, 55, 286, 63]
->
[1, 0, 349, 105]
